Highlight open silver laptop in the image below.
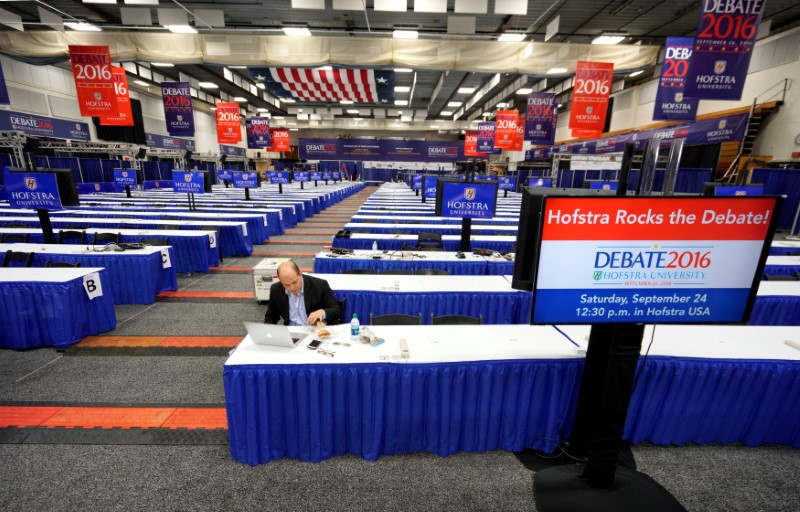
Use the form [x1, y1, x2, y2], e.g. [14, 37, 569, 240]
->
[244, 322, 311, 348]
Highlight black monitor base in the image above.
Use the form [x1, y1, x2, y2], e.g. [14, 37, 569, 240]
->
[514, 441, 635, 473]
[534, 464, 686, 512]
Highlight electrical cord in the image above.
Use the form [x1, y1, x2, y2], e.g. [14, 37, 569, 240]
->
[551, 325, 581, 348]
[631, 324, 657, 394]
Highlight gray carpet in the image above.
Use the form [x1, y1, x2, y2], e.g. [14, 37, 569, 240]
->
[110, 302, 264, 336]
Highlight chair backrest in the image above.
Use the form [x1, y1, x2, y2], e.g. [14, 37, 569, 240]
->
[45, 260, 81, 268]
[400, 243, 418, 251]
[2, 250, 34, 267]
[1, 233, 29, 243]
[337, 297, 347, 324]
[379, 269, 413, 275]
[763, 273, 799, 281]
[158, 224, 183, 231]
[416, 269, 450, 276]
[430, 313, 482, 325]
[418, 232, 443, 243]
[341, 268, 375, 274]
[93, 232, 121, 245]
[58, 230, 86, 245]
[140, 237, 169, 246]
[370, 313, 422, 326]
[418, 244, 445, 252]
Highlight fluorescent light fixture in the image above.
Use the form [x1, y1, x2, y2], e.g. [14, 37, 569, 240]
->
[393, 30, 419, 39]
[482, 112, 492, 117]
[318, 65, 332, 71]
[395, 100, 408, 106]
[198, 82, 218, 88]
[347, 109, 359, 114]
[430, 125, 440, 129]
[166, 25, 197, 34]
[592, 33, 626, 45]
[394, 67, 413, 73]
[353, 117, 363, 121]
[83, 0, 116, 4]
[228, 65, 248, 69]
[340, 100, 354, 104]
[628, 70, 644, 77]
[547, 67, 568, 74]
[151, 63, 174, 67]
[282, 98, 296, 103]
[257, 107, 269, 112]
[498, 32, 525, 42]
[557, 103, 563, 108]
[133, 80, 150, 86]
[256, 83, 265, 89]
[210, 107, 216, 111]
[234, 97, 247, 102]
[273, 116, 284, 119]
[124, 0, 160, 4]
[457, 87, 475, 94]
[516, 88, 533, 94]
[394, 86, 411, 93]
[447, 101, 462, 107]
[283, 26, 311, 36]
[64, 21, 102, 31]
[439, 111, 453, 116]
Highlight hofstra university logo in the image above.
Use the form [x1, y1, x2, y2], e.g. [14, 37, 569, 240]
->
[122, 171, 129, 178]
[714, 61, 726, 74]
[464, 187, 476, 200]
[674, 92, 683, 102]
[586, 106, 593, 114]
[593, 271, 603, 281]
[25, 177, 37, 190]
[184, 173, 193, 182]
[718, 119, 727, 129]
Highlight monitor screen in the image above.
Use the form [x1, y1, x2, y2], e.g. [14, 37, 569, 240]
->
[528, 177, 553, 187]
[434, 179, 498, 218]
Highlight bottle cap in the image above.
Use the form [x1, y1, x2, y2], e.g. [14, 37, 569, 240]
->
[352, 313, 357, 318]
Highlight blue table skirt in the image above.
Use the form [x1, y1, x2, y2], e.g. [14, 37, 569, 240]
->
[350, 217, 519, 225]
[315, 257, 488, 275]
[625, 356, 800, 448]
[764, 264, 800, 277]
[769, 246, 800, 256]
[749, 296, 800, 325]
[0, 271, 117, 349]
[170, 214, 268, 245]
[29, 249, 177, 305]
[333, 237, 515, 253]
[223, 359, 584, 465]
[349, 225, 517, 236]
[333, 290, 532, 325]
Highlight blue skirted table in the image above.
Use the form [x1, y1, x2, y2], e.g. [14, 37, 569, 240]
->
[344, 222, 519, 236]
[750, 281, 800, 325]
[349, 215, 520, 225]
[0, 267, 117, 349]
[314, 249, 515, 276]
[770, 241, 800, 255]
[332, 233, 517, 253]
[0, 243, 177, 304]
[764, 256, 800, 277]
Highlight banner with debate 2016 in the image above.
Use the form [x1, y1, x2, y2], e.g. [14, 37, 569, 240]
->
[569, 61, 613, 139]
[684, 0, 767, 100]
[494, 110, 519, 150]
[68, 45, 119, 117]
[463, 131, 487, 157]
[653, 37, 699, 121]
[530, 196, 780, 324]
[525, 92, 558, 145]
[216, 102, 241, 144]
[247, 116, 271, 149]
[100, 67, 133, 126]
[477, 122, 496, 153]
[161, 82, 195, 137]
[271, 128, 291, 152]
[511, 116, 525, 151]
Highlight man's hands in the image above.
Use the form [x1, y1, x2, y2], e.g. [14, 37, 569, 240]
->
[307, 309, 326, 325]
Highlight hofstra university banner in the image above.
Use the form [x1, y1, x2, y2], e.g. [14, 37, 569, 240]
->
[654, 37, 699, 121]
[68, 45, 118, 117]
[216, 102, 241, 144]
[99, 67, 133, 126]
[161, 82, 195, 137]
[684, 0, 766, 100]
[299, 139, 464, 162]
[494, 110, 519, 150]
[569, 61, 613, 139]
[246, 117, 271, 149]
[525, 92, 557, 145]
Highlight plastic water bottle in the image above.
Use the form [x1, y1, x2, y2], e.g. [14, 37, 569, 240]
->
[350, 313, 360, 340]
[372, 241, 378, 252]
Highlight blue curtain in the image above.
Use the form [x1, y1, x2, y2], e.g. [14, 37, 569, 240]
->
[78, 159, 104, 182]
[141, 161, 161, 180]
[48, 157, 82, 183]
[751, 168, 800, 228]
[159, 161, 176, 179]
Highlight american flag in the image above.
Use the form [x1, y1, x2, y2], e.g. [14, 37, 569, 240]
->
[250, 67, 395, 104]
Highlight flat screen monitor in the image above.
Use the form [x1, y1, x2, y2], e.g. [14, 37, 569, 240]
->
[434, 179, 498, 218]
[9, 167, 80, 207]
[585, 180, 619, 191]
[702, 182, 765, 196]
[528, 177, 553, 187]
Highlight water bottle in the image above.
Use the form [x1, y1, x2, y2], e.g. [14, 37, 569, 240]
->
[350, 313, 360, 340]
[372, 241, 378, 252]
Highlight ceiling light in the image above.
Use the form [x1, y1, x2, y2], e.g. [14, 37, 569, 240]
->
[517, 88, 533, 95]
[628, 70, 644, 77]
[340, 100, 354, 104]
[257, 107, 269, 112]
[439, 111, 453, 116]
[83, 0, 116, 4]
[133, 80, 150, 86]
[498, 32, 526, 42]
[283, 26, 311, 36]
[394, 68, 413, 73]
[354, 117, 363, 121]
[165, 25, 197, 34]
[557, 103, 563, 108]
[547, 67, 568, 74]
[430, 125, 440, 129]
[273, 116, 284, 119]
[457, 87, 475, 94]
[297, 109, 303, 112]
[198, 82, 218, 88]
[395, 100, 408, 106]
[482, 112, 492, 117]
[229, 66, 248, 69]
[447, 101, 462, 107]
[592, 33, 626, 45]
[282, 98, 296, 103]
[151, 63, 174, 68]
[210, 107, 217, 111]
[393, 30, 419, 39]
[256, 83, 265, 89]
[347, 109, 359, 114]
[318, 66, 332, 71]
[64, 21, 102, 32]
[234, 97, 247, 102]
[394, 86, 411, 93]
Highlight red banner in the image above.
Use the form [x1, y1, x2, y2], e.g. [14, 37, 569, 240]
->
[99, 67, 133, 126]
[571, 128, 603, 139]
[216, 102, 241, 144]
[271, 128, 291, 152]
[494, 110, 518, 149]
[569, 61, 613, 137]
[463, 131, 487, 157]
[68, 45, 118, 117]
[510, 116, 525, 151]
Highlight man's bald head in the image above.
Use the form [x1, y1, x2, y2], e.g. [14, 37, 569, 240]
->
[277, 261, 303, 295]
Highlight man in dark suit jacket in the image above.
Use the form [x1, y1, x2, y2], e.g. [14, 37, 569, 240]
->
[264, 261, 342, 326]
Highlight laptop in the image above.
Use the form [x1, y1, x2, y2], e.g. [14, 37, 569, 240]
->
[244, 322, 311, 348]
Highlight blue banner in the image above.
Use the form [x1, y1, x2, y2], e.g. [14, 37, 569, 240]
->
[114, 169, 137, 187]
[218, 169, 233, 181]
[528, 177, 553, 187]
[0, 62, 9, 105]
[438, 181, 498, 219]
[322, 171, 332, 180]
[271, 171, 290, 184]
[332, 171, 341, 181]
[310, 171, 322, 181]
[477, 122, 496, 153]
[294, 171, 310, 182]
[412, 174, 423, 191]
[587, 180, 618, 191]
[4, 170, 63, 210]
[684, 1, 766, 100]
[161, 81, 195, 137]
[424, 176, 438, 199]
[246, 116, 271, 149]
[172, 171, 204, 194]
[498, 177, 517, 191]
[654, 37, 699, 120]
[220, 145, 246, 157]
[146, 133, 195, 151]
[299, 139, 464, 162]
[0, 110, 90, 141]
[525, 92, 558, 145]
[715, 185, 764, 196]
[233, 171, 257, 188]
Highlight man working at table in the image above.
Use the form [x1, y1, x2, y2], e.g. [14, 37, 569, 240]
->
[264, 261, 342, 325]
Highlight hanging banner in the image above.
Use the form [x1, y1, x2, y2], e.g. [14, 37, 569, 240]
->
[525, 92, 558, 145]
[146, 133, 195, 151]
[510, 116, 525, 151]
[0, 110, 90, 141]
[569, 61, 613, 138]
[246, 116, 271, 149]
[0, 62, 10, 105]
[99, 67, 133, 126]
[215, 102, 241, 144]
[654, 37, 700, 121]
[463, 131, 487, 157]
[477, 122, 496, 153]
[271, 128, 291, 152]
[68, 45, 119, 117]
[494, 110, 519, 150]
[161, 81, 195, 137]
[683, 0, 766, 100]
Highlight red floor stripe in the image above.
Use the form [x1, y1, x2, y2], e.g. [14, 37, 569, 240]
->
[77, 336, 241, 348]
[0, 406, 228, 430]
[209, 266, 252, 272]
[265, 239, 331, 245]
[157, 291, 254, 299]
[284, 231, 339, 235]
[252, 251, 317, 256]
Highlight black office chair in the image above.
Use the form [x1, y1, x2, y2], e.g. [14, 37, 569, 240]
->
[416, 269, 450, 276]
[93, 232, 121, 245]
[140, 237, 169, 246]
[2, 250, 34, 267]
[762, 273, 799, 281]
[418, 245, 445, 252]
[370, 313, 422, 326]
[1, 233, 29, 243]
[418, 232, 443, 251]
[65, 225, 89, 230]
[158, 224, 183, 231]
[58, 230, 86, 245]
[431, 313, 482, 325]
[511, 244, 517, 253]
[341, 268, 375, 274]
[400, 243, 418, 251]
[45, 260, 81, 268]
[336, 297, 347, 324]
[380, 269, 413, 275]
